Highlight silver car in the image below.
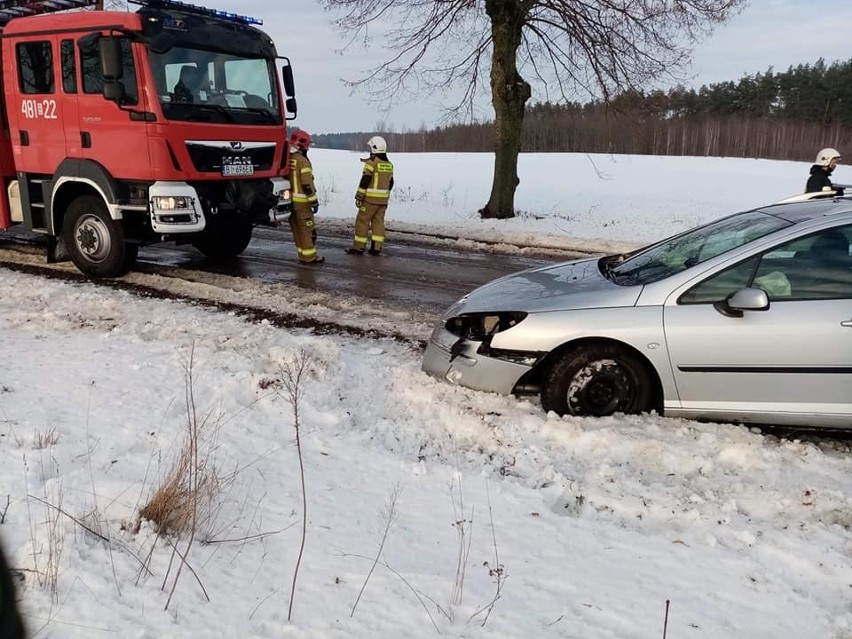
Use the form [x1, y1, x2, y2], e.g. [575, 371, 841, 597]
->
[422, 198, 852, 428]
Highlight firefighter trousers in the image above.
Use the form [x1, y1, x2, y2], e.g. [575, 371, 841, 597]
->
[289, 203, 321, 262]
[352, 202, 387, 252]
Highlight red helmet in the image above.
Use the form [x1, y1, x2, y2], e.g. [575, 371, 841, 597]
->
[290, 129, 311, 151]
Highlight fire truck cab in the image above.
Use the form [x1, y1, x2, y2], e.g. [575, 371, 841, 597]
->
[0, 0, 296, 277]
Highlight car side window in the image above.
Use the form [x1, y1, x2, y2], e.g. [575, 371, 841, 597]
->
[680, 225, 852, 304]
[679, 257, 758, 304]
[783, 226, 852, 300]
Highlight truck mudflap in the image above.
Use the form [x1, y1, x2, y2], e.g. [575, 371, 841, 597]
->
[148, 181, 206, 233]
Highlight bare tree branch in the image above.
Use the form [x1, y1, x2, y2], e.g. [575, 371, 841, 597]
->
[321, 0, 745, 218]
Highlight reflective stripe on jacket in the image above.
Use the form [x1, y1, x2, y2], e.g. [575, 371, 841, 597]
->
[291, 151, 318, 204]
[356, 156, 394, 205]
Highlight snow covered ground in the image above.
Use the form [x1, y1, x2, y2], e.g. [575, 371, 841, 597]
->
[2, 151, 851, 638]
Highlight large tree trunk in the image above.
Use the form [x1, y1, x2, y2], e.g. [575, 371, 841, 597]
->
[479, 0, 530, 220]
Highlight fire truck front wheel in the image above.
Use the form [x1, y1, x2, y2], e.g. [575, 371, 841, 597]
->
[63, 195, 133, 278]
[191, 218, 253, 261]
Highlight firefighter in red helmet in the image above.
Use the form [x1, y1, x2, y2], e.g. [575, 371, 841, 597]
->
[288, 129, 324, 263]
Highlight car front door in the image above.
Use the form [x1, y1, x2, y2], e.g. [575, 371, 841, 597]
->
[662, 225, 852, 426]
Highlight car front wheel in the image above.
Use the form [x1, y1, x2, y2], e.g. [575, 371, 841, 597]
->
[541, 344, 652, 417]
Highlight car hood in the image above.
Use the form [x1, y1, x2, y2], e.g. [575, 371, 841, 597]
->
[451, 257, 642, 315]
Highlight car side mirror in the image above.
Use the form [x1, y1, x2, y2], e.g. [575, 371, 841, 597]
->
[713, 287, 769, 318]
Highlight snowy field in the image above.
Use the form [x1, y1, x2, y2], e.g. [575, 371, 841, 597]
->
[1, 151, 851, 638]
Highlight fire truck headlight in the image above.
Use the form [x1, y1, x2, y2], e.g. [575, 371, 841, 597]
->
[152, 196, 193, 210]
[277, 188, 291, 203]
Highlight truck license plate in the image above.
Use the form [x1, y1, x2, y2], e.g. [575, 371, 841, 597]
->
[221, 157, 254, 176]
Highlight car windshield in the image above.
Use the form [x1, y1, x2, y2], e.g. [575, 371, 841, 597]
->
[149, 46, 281, 126]
[610, 210, 792, 285]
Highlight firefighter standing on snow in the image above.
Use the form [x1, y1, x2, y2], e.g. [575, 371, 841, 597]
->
[345, 136, 394, 255]
[289, 130, 324, 264]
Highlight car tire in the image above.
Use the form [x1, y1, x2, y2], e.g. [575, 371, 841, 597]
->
[63, 195, 133, 278]
[541, 344, 652, 417]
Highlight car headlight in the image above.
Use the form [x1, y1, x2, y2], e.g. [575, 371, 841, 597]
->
[151, 195, 193, 210]
[445, 312, 527, 342]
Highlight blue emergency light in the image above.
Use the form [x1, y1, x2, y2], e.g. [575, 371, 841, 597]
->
[129, 0, 262, 25]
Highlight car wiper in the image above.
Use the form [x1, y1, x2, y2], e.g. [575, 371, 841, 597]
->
[601, 256, 623, 282]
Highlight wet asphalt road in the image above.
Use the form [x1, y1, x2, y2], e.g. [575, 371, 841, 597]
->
[135, 226, 565, 316]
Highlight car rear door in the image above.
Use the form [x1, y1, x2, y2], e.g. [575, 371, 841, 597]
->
[662, 225, 852, 425]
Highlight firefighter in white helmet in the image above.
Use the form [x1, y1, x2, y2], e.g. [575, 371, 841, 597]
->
[288, 129, 324, 264]
[345, 135, 394, 255]
[806, 148, 844, 196]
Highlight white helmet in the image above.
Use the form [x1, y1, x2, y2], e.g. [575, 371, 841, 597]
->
[815, 147, 841, 166]
[367, 135, 387, 154]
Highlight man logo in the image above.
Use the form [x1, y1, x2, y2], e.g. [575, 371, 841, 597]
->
[230, 142, 243, 150]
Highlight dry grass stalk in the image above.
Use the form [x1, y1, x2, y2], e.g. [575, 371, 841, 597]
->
[450, 478, 473, 607]
[24, 454, 65, 602]
[32, 428, 59, 450]
[350, 485, 401, 618]
[468, 480, 505, 627]
[138, 346, 221, 609]
[279, 349, 314, 623]
[140, 443, 220, 536]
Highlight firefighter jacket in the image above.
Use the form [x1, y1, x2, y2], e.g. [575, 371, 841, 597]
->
[356, 154, 394, 205]
[806, 165, 842, 194]
[291, 149, 318, 206]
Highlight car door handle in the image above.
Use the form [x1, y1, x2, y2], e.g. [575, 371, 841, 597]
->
[842, 319, 852, 328]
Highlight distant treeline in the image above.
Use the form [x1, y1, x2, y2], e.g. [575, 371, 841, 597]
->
[313, 58, 852, 162]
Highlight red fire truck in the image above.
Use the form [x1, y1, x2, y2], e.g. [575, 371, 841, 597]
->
[0, 0, 296, 277]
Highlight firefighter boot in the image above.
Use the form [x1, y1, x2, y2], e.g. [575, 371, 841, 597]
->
[368, 240, 381, 256]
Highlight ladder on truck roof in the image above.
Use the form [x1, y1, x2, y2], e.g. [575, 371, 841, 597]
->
[0, 0, 98, 26]
[129, 0, 262, 25]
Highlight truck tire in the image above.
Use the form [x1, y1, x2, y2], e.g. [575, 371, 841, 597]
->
[192, 218, 253, 260]
[63, 195, 133, 278]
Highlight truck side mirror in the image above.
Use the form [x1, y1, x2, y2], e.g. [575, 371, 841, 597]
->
[279, 60, 297, 118]
[99, 37, 126, 103]
[281, 63, 295, 98]
[285, 96, 297, 117]
[99, 37, 123, 80]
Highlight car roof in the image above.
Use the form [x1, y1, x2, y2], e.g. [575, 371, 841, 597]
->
[758, 198, 852, 224]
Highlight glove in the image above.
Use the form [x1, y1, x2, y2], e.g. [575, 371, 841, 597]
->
[311, 203, 319, 214]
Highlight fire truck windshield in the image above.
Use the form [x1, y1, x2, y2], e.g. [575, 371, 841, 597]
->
[150, 46, 281, 125]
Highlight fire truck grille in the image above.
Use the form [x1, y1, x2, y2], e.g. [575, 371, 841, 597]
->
[185, 142, 275, 174]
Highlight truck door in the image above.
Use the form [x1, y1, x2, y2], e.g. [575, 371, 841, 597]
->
[59, 38, 82, 157]
[75, 35, 151, 177]
[11, 36, 68, 175]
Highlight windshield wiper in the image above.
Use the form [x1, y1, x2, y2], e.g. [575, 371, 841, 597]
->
[601, 255, 623, 283]
[241, 106, 278, 123]
[195, 103, 236, 122]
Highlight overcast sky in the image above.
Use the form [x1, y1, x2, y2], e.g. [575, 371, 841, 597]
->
[210, 1, 852, 135]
